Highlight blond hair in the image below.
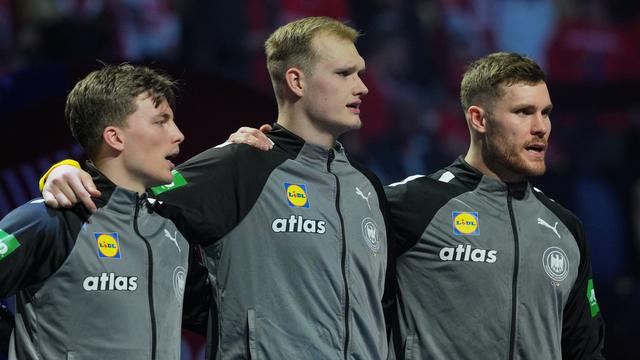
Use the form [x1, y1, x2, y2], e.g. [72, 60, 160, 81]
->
[265, 16, 359, 99]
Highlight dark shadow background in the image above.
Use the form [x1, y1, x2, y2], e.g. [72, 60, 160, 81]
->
[1, 0, 639, 358]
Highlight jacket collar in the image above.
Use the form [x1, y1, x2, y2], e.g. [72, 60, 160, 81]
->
[268, 123, 348, 165]
[85, 162, 145, 213]
[447, 156, 529, 199]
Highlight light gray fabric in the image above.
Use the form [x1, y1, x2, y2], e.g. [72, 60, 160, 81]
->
[207, 142, 388, 359]
[11, 187, 189, 359]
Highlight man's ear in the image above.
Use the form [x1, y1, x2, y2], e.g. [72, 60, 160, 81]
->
[102, 126, 125, 152]
[467, 105, 488, 134]
[284, 68, 305, 97]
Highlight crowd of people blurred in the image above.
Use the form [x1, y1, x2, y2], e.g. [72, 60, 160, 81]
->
[1, 0, 640, 358]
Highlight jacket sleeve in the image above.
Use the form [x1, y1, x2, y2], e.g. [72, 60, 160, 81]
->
[181, 245, 212, 336]
[0, 302, 13, 356]
[152, 146, 241, 246]
[0, 200, 68, 299]
[561, 221, 605, 359]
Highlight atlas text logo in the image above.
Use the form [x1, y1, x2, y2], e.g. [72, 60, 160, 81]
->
[272, 216, 326, 234]
[439, 245, 497, 263]
[83, 272, 138, 291]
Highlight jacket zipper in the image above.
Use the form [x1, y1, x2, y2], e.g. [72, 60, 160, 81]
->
[134, 194, 157, 360]
[327, 150, 350, 359]
[507, 187, 520, 360]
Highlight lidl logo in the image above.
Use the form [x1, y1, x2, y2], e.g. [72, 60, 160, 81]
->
[95, 232, 121, 259]
[150, 170, 188, 195]
[0, 229, 20, 261]
[452, 211, 480, 235]
[285, 183, 309, 208]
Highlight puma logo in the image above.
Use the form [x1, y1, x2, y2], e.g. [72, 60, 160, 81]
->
[537, 218, 560, 239]
[164, 229, 181, 252]
[356, 187, 372, 210]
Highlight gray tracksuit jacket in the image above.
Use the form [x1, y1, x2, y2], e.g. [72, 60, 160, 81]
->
[386, 157, 605, 360]
[0, 166, 190, 359]
[155, 124, 394, 359]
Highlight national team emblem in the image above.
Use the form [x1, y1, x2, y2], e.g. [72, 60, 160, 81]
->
[542, 247, 569, 282]
[361, 217, 381, 254]
[173, 266, 186, 305]
[452, 211, 480, 235]
[285, 183, 309, 208]
[95, 232, 122, 259]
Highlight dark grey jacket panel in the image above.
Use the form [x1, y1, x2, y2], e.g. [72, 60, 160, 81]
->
[157, 124, 389, 359]
[386, 157, 604, 360]
[0, 168, 189, 359]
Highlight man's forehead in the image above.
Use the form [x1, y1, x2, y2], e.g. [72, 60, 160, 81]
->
[312, 33, 359, 54]
[499, 81, 550, 103]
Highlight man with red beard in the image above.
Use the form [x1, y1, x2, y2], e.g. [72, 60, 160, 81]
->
[386, 52, 605, 359]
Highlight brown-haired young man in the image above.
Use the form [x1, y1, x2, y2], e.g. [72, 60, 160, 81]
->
[0, 64, 200, 359]
[41, 17, 393, 359]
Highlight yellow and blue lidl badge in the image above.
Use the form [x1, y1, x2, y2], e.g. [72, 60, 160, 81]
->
[95, 232, 121, 259]
[0, 229, 21, 261]
[285, 183, 309, 208]
[452, 211, 480, 235]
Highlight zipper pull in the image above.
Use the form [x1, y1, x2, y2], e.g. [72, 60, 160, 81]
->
[327, 149, 335, 171]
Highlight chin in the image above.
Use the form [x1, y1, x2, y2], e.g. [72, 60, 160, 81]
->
[520, 163, 547, 178]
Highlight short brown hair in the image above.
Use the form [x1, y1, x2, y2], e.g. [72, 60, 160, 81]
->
[265, 16, 359, 99]
[65, 64, 177, 159]
[460, 52, 546, 111]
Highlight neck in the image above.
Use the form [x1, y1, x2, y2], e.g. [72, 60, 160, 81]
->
[276, 106, 337, 150]
[464, 146, 526, 184]
[94, 157, 146, 194]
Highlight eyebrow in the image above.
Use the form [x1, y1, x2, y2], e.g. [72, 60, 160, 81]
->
[337, 65, 366, 74]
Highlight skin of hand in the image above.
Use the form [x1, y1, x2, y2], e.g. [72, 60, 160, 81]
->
[42, 165, 101, 212]
[226, 124, 274, 150]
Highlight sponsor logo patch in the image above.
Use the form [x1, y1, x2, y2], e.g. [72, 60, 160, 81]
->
[271, 215, 326, 234]
[150, 170, 188, 195]
[95, 232, 121, 259]
[285, 183, 309, 208]
[587, 279, 600, 317]
[542, 247, 569, 282]
[0, 229, 20, 261]
[439, 245, 497, 263]
[82, 272, 138, 291]
[452, 211, 480, 235]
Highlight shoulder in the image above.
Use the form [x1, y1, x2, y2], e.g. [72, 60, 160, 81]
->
[385, 172, 468, 209]
[177, 142, 291, 179]
[532, 186, 585, 243]
[349, 159, 385, 193]
[2, 199, 62, 232]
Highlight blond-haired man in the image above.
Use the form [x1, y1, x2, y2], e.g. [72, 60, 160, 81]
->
[41, 17, 393, 359]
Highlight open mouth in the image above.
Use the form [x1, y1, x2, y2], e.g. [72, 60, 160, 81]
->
[525, 143, 546, 154]
[165, 152, 179, 168]
[346, 101, 361, 113]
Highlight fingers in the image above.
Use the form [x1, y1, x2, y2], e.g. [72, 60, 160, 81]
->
[42, 165, 98, 211]
[79, 172, 100, 213]
[228, 126, 274, 151]
[42, 189, 59, 208]
[258, 124, 273, 133]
